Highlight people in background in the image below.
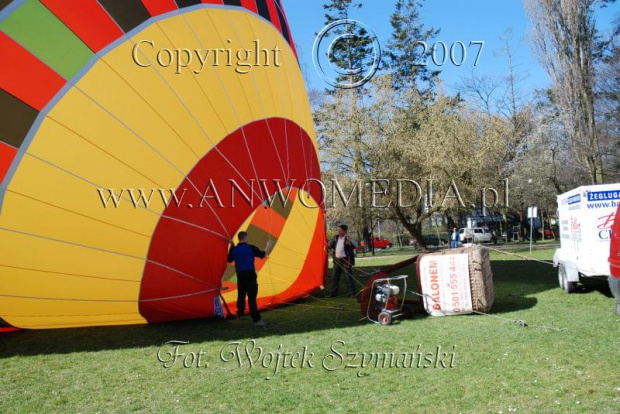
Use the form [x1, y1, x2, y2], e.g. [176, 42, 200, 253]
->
[450, 226, 459, 249]
[327, 224, 357, 298]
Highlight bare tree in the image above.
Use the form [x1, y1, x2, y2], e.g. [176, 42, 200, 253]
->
[457, 33, 535, 241]
[596, 15, 620, 182]
[525, 0, 605, 184]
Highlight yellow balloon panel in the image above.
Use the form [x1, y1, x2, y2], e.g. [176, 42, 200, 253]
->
[0, 267, 140, 301]
[101, 41, 222, 157]
[234, 14, 282, 118]
[199, 9, 273, 120]
[28, 118, 162, 193]
[47, 88, 184, 189]
[245, 14, 310, 146]
[0, 296, 145, 329]
[0, 229, 144, 283]
[183, 10, 257, 123]
[0, 192, 151, 258]
[76, 59, 199, 174]
[184, 9, 311, 134]
[0, 228, 145, 329]
[141, 19, 237, 143]
[3, 154, 159, 237]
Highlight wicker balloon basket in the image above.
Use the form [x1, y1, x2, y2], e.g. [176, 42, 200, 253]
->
[417, 245, 495, 316]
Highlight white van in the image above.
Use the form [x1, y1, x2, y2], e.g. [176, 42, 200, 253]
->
[458, 227, 496, 244]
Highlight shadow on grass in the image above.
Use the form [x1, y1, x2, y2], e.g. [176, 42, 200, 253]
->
[485, 259, 555, 314]
[0, 294, 366, 359]
[0, 258, 570, 358]
[575, 282, 614, 298]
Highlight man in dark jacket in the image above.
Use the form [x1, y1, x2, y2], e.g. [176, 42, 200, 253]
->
[450, 227, 459, 249]
[227, 231, 268, 327]
[327, 224, 357, 297]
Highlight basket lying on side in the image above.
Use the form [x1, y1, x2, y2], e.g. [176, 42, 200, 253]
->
[417, 245, 494, 316]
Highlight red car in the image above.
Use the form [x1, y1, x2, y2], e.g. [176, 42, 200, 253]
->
[543, 228, 557, 239]
[372, 237, 393, 249]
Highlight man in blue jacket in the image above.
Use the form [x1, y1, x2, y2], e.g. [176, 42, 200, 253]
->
[228, 231, 268, 327]
[450, 227, 459, 249]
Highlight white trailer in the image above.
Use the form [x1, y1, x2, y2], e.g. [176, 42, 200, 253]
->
[553, 184, 620, 293]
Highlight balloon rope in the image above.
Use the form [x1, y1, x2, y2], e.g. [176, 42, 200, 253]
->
[0, 288, 218, 303]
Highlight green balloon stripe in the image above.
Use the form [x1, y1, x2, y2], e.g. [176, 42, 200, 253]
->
[0, 0, 93, 80]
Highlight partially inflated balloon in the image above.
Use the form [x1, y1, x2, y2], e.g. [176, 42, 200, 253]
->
[0, 0, 326, 329]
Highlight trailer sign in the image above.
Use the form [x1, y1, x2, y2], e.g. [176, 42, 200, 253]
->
[584, 189, 620, 210]
[568, 194, 581, 205]
[598, 213, 616, 229]
[570, 217, 582, 242]
[587, 191, 620, 202]
[597, 213, 615, 241]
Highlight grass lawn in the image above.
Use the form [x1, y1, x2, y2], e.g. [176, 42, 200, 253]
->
[1, 248, 618, 413]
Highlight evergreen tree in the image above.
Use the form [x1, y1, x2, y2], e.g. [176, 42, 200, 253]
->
[322, 0, 373, 88]
[387, 0, 439, 91]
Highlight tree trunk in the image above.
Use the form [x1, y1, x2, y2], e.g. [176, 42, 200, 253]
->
[393, 204, 442, 251]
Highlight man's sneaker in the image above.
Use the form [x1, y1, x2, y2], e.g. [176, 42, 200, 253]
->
[254, 320, 268, 327]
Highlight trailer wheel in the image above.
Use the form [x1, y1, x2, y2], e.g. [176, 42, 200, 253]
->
[559, 265, 576, 294]
[378, 311, 392, 326]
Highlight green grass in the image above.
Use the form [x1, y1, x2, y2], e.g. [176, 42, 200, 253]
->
[1, 248, 619, 413]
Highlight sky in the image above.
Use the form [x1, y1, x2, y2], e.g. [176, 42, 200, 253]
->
[281, 0, 620, 95]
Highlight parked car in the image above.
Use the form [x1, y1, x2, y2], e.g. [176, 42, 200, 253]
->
[372, 237, 393, 249]
[501, 226, 521, 241]
[459, 228, 496, 244]
[420, 234, 446, 247]
[355, 237, 393, 253]
[542, 227, 558, 239]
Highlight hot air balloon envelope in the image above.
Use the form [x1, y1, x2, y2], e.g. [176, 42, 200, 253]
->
[0, 0, 326, 329]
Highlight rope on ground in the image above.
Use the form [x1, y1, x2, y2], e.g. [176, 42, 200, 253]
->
[408, 290, 567, 332]
[486, 246, 556, 266]
[266, 297, 358, 312]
